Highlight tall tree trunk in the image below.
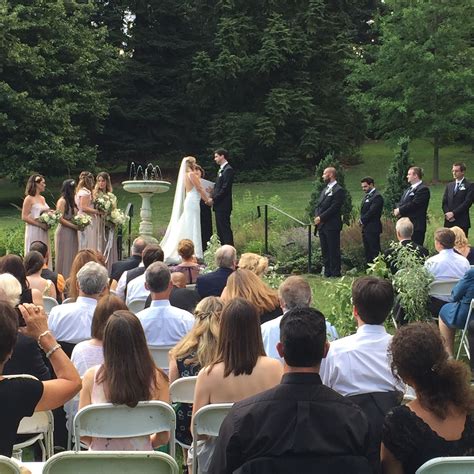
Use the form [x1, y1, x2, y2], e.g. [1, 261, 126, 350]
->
[433, 134, 440, 183]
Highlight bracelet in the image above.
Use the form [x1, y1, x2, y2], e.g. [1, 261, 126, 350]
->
[37, 330, 52, 349]
[45, 344, 61, 359]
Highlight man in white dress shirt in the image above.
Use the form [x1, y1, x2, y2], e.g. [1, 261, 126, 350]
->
[137, 261, 194, 347]
[48, 262, 109, 353]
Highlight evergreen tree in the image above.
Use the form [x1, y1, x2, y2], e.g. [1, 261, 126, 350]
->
[306, 154, 353, 225]
[384, 137, 412, 215]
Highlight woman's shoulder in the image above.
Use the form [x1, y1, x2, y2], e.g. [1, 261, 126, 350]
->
[77, 188, 91, 196]
[257, 356, 284, 372]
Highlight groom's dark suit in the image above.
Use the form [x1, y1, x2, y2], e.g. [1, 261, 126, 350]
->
[315, 183, 345, 277]
[442, 178, 473, 236]
[213, 163, 234, 245]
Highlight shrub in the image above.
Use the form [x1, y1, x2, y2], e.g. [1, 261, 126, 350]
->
[323, 277, 357, 337]
[0, 222, 27, 257]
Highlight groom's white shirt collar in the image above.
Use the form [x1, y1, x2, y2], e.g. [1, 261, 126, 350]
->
[220, 160, 228, 170]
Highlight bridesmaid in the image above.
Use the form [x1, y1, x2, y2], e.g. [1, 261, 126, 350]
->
[55, 179, 79, 278]
[93, 172, 118, 271]
[75, 171, 100, 251]
[22, 174, 50, 258]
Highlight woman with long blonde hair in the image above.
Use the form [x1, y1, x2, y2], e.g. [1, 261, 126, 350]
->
[451, 226, 474, 264]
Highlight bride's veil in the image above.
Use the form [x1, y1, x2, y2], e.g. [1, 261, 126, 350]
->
[160, 157, 188, 252]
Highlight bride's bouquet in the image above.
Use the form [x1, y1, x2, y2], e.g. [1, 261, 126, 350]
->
[71, 214, 92, 231]
[106, 208, 129, 227]
[94, 192, 117, 214]
[38, 210, 62, 229]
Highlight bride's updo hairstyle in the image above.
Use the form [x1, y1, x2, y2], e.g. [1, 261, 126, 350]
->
[76, 171, 95, 192]
[25, 174, 45, 197]
[184, 156, 197, 171]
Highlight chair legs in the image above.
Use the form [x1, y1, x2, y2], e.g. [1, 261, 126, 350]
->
[456, 300, 473, 361]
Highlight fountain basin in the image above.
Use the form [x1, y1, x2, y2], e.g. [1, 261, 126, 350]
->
[122, 180, 171, 194]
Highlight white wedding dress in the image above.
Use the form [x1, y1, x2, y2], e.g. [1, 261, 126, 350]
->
[160, 159, 203, 264]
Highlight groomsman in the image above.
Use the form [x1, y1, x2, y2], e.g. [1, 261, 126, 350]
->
[314, 167, 346, 277]
[442, 162, 473, 237]
[209, 148, 234, 246]
[393, 166, 430, 246]
[359, 177, 384, 264]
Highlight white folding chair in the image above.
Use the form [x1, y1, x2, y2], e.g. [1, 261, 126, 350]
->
[127, 298, 147, 314]
[170, 376, 198, 449]
[0, 456, 21, 474]
[456, 298, 474, 360]
[192, 403, 233, 474]
[148, 345, 174, 372]
[43, 450, 179, 474]
[42, 296, 59, 315]
[62, 297, 75, 304]
[186, 284, 196, 290]
[73, 401, 176, 458]
[428, 279, 459, 300]
[416, 456, 474, 473]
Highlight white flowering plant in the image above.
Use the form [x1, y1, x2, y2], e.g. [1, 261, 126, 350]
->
[107, 208, 129, 227]
[71, 214, 92, 231]
[38, 210, 62, 228]
[94, 192, 116, 214]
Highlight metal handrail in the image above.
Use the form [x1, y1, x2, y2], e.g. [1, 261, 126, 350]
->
[256, 204, 313, 274]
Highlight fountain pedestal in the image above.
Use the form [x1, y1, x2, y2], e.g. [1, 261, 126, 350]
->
[122, 180, 171, 240]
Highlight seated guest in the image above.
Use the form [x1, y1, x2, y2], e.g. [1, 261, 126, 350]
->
[237, 253, 269, 277]
[49, 262, 109, 356]
[221, 269, 282, 324]
[169, 296, 223, 448]
[261, 276, 338, 362]
[30, 240, 65, 301]
[191, 298, 283, 472]
[383, 218, 429, 274]
[209, 307, 371, 474]
[381, 322, 474, 474]
[137, 262, 194, 347]
[110, 237, 147, 283]
[170, 239, 202, 285]
[169, 272, 201, 313]
[0, 254, 43, 306]
[425, 228, 471, 317]
[451, 226, 474, 264]
[0, 302, 81, 457]
[79, 310, 169, 450]
[24, 250, 57, 300]
[439, 268, 474, 357]
[125, 244, 164, 305]
[320, 276, 402, 472]
[196, 245, 236, 298]
[0, 275, 50, 381]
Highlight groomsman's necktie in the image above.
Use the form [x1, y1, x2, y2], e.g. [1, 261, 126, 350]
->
[454, 182, 460, 194]
[402, 186, 412, 202]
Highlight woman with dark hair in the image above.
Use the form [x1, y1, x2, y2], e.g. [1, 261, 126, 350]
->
[75, 171, 100, 251]
[381, 322, 474, 474]
[21, 174, 50, 257]
[55, 179, 79, 278]
[0, 254, 43, 306]
[24, 251, 56, 299]
[170, 239, 202, 284]
[79, 310, 169, 450]
[190, 298, 282, 471]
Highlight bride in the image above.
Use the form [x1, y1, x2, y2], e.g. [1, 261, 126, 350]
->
[160, 156, 210, 264]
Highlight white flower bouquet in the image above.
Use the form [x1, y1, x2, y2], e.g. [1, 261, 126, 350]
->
[107, 208, 129, 227]
[94, 192, 116, 214]
[71, 214, 92, 231]
[38, 210, 62, 229]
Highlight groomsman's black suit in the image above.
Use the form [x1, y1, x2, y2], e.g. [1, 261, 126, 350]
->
[442, 178, 474, 237]
[396, 183, 430, 246]
[360, 189, 384, 264]
[213, 163, 234, 245]
[315, 183, 345, 277]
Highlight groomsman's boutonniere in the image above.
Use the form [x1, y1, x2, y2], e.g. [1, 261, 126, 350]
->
[218, 169, 223, 177]
[459, 184, 466, 191]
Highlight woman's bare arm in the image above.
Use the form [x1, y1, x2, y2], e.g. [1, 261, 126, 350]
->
[150, 370, 171, 447]
[380, 443, 404, 474]
[56, 198, 78, 230]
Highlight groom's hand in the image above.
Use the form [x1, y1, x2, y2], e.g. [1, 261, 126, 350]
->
[206, 198, 213, 206]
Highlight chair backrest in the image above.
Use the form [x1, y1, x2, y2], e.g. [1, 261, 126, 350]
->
[73, 401, 176, 457]
[170, 376, 198, 404]
[43, 450, 179, 474]
[0, 456, 21, 474]
[42, 296, 59, 314]
[428, 280, 459, 299]
[148, 346, 174, 371]
[128, 298, 147, 314]
[186, 283, 196, 290]
[62, 297, 75, 304]
[415, 456, 474, 473]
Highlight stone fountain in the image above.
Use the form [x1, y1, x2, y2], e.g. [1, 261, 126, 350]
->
[122, 163, 171, 239]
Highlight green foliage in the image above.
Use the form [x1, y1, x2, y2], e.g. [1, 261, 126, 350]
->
[202, 234, 221, 273]
[323, 277, 357, 337]
[383, 137, 413, 215]
[306, 153, 353, 225]
[0, 223, 26, 257]
[0, 0, 119, 182]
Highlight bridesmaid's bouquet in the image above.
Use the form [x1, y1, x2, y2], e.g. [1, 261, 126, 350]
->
[71, 214, 92, 231]
[38, 210, 62, 229]
[94, 192, 117, 214]
[106, 208, 129, 227]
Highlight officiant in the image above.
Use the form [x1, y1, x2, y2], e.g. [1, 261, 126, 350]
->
[195, 164, 213, 253]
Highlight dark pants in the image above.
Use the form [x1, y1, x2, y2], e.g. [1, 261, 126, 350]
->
[319, 228, 341, 277]
[412, 229, 426, 246]
[215, 210, 234, 246]
[362, 231, 381, 264]
[446, 222, 469, 238]
[200, 200, 213, 252]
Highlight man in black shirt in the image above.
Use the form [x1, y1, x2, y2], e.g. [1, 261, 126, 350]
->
[209, 307, 370, 474]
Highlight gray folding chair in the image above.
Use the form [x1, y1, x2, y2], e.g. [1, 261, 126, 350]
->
[456, 298, 474, 360]
[0, 456, 21, 474]
[42, 296, 59, 315]
[170, 376, 198, 449]
[149, 345, 174, 373]
[428, 279, 459, 300]
[416, 456, 474, 473]
[127, 298, 147, 314]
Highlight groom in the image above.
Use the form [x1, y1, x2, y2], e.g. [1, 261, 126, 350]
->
[208, 148, 234, 246]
